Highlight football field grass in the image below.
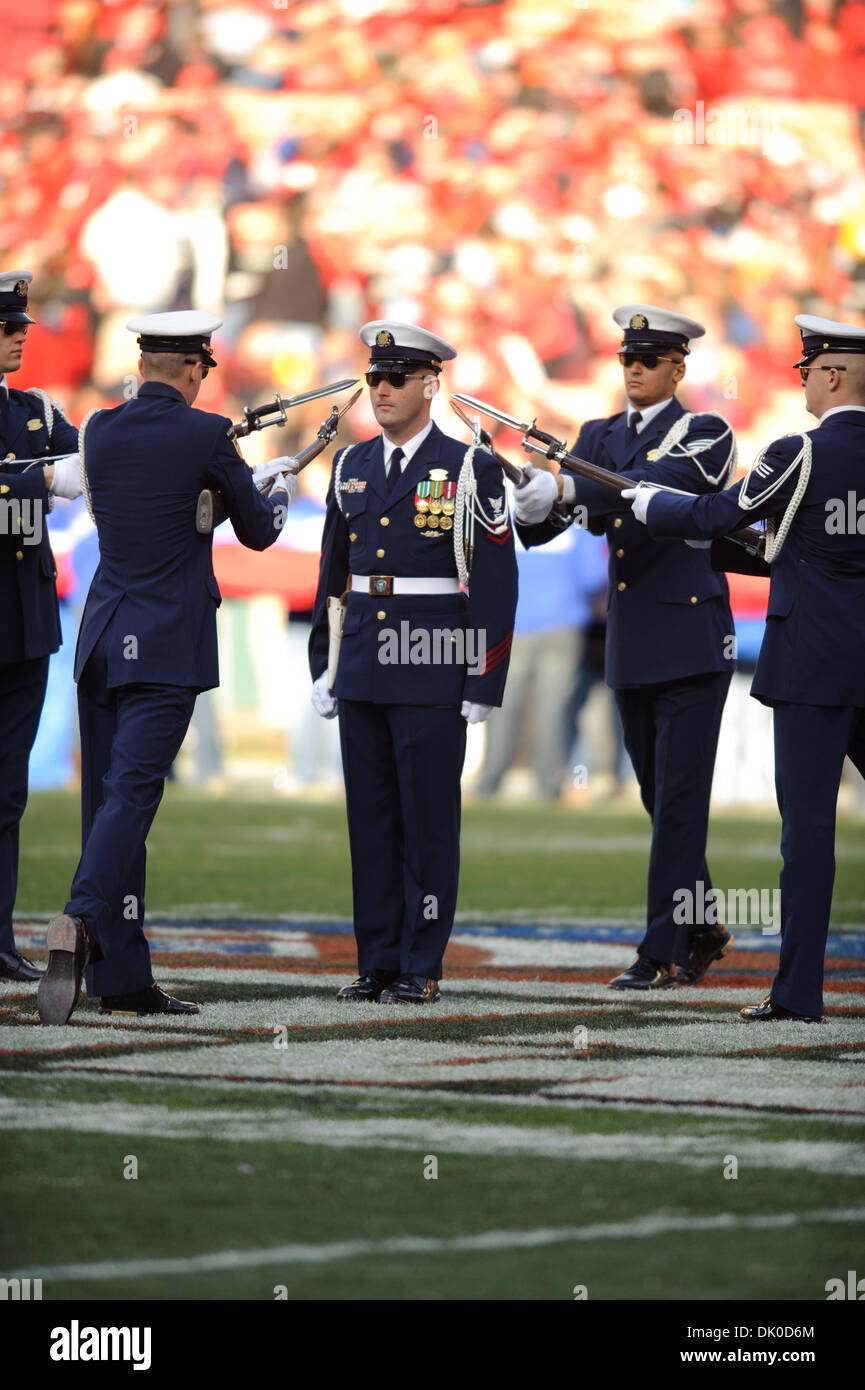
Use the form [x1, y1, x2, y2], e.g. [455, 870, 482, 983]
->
[2, 790, 864, 1301]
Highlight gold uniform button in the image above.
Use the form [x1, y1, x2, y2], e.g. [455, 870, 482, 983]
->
[349, 532, 357, 542]
[616, 548, 624, 558]
[690, 595, 698, 605]
[16, 550, 24, 561]
[380, 516, 390, 526]
[376, 548, 385, 558]
[5, 453, 16, 461]
[613, 516, 622, 528]
[617, 581, 626, 592]
[0, 485, 9, 495]
[377, 610, 386, 620]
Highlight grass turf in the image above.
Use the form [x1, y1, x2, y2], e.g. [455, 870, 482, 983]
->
[4, 790, 864, 1301]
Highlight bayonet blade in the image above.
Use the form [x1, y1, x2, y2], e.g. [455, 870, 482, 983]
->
[451, 393, 533, 434]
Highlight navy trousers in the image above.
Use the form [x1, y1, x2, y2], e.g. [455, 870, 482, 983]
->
[0, 656, 49, 953]
[616, 671, 732, 966]
[338, 700, 467, 979]
[772, 701, 865, 1016]
[66, 634, 196, 998]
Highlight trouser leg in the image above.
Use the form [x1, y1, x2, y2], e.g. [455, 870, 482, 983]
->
[0, 657, 49, 952]
[338, 699, 405, 974]
[389, 704, 467, 979]
[619, 673, 730, 965]
[68, 672, 196, 998]
[771, 702, 855, 1017]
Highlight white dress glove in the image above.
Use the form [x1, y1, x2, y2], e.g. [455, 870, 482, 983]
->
[461, 701, 493, 724]
[512, 465, 558, 525]
[268, 472, 298, 506]
[311, 671, 338, 719]
[48, 453, 82, 500]
[253, 457, 298, 498]
[621, 484, 659, 525]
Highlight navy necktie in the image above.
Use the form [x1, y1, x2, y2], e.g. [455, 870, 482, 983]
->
[626, 411, 643, 445]
[0, 387, 8, 448]
[386, 446, 404, 492]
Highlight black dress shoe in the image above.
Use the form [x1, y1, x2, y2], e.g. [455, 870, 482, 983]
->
[336, 970, 399, 1002]
[0, 948, 44, 982]
[739, 994, 825, 1024]
[676, 926, 735, 985]
[608, 955, 675, 990]
[378, 974, 441, 1004]
[37, 915, 91, 1025]
[99, 984, 199, 1016]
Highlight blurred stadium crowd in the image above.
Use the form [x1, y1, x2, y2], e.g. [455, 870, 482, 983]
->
[4, 0, 865, 800]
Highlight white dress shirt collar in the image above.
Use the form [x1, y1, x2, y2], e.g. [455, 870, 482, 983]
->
[627, 396, 675, 433]
[382, 419, 433, 470]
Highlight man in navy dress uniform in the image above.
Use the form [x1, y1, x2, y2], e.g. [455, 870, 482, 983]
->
[309, 321, 518, 1004]
[0, 270, 82, 984]
[38, 311, 295, 1024]
[515, 305, 738, 990]
[627, 315, 865, 1022]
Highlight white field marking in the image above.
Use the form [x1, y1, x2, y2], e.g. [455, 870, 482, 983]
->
[13, 924, 318, 958]
[12, 1207, 865, 1284]
[463, 939, 637, 968]
[9, 1065, 865, 1126]
[2, 1096, 864, 1177]
[48, 1033, 865, 1114]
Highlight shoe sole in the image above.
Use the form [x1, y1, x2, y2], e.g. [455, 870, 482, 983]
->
[677, 934, 735, 987]
[608, 977, 676, 991]
[37, 918, 89, 1026]
[738, 1012, 826, 1024]
[378, 996, 441, 1005]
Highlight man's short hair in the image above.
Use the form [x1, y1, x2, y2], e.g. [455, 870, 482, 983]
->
[140, 351, 192, 382]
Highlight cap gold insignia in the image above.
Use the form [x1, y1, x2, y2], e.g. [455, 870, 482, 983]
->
[15, 280, 27, 297]
[630, 313, 648, 330]
[376, 330, 394, 347]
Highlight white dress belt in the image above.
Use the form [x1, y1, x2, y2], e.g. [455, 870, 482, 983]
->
[350, 574, 462, 596]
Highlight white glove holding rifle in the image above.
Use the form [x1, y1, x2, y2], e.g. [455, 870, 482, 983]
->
[512, 465, 559, 525]
[621, 484, 659, 525]
[252, 456, 298, 503]
[45, 454, 82, 501]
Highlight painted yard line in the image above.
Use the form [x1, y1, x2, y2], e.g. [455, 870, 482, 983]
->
[13, 1207, 865, 1284]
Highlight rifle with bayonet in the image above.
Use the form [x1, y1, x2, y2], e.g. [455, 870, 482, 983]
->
[448, 399, 528, 488]
[451, 393, 769, 577]
[195, 379, 361, 534]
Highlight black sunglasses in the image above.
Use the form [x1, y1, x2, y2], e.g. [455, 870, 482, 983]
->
[0, 321, 29, 337]
[365, 371, 426, 389]
[617, 352, 679, 369]
[798, 364, 847, 382]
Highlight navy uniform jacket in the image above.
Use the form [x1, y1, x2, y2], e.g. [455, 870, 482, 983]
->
[0, 387, 78, 662]
[76, 381, 283, 692]
[517, 397, 736, 689]
[309, 423, 518, 706]
[644, 410, 865, 708]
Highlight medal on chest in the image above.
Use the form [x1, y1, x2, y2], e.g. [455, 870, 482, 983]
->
[414, 470, 455, 531]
